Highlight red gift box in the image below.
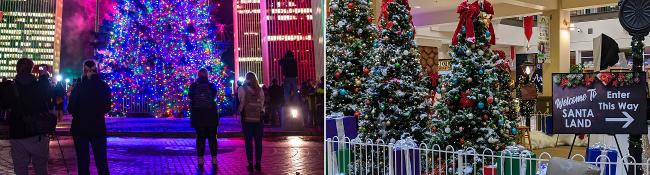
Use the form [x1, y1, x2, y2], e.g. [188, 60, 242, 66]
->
[483, 165, 496, 175]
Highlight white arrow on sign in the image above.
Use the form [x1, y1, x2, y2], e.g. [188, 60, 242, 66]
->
[605, 111, 634, 128]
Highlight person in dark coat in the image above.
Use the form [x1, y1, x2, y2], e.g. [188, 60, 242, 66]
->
[52, 81, 65, 122]
[279, 50, 298, 105]
[68, 59, 112, 175]
[7, 58, 52, 175]
[188, 68, 219, 166]
[268, 79, 283, 126]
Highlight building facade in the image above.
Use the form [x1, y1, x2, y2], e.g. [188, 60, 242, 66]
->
[0, 0, 62, 78]
[234, 0, 319, 86]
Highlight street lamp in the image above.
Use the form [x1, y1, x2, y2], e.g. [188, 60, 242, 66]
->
[290, 108, 299, 118]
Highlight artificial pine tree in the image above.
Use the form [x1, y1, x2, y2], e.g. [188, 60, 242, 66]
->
[358, 0, 432, 143]
[325, 0, 378, 117]
[430, 0, 516, 152]
[97, 0, 230, 117]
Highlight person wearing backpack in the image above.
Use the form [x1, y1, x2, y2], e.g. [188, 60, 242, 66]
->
[7, 58, 55, 175]
[67, 60, 112, 175]
[238, 72, 265, 172]
[188, 68, 220, 166]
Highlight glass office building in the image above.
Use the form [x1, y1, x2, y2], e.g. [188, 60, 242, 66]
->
[0, 0, 62, 78]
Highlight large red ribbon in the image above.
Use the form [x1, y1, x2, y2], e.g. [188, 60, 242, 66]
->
[380, 0, 394, 27]
[451, 0, 479, 45]
[483, 0, 496, 45]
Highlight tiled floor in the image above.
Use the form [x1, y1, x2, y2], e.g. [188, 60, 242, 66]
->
[0, 136, 324, 175]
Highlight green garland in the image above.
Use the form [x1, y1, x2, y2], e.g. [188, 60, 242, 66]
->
[553, 72, 642, 88]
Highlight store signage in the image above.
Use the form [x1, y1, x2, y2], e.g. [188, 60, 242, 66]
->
[438, 59, 451, 71]
[552, 72, 647, 134]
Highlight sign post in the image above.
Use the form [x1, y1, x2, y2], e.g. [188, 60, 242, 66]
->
[552, 72, 647, 134]
[552, 72, 646, 172]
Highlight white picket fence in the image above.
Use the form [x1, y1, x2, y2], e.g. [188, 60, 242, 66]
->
[326, 136, 650, 175]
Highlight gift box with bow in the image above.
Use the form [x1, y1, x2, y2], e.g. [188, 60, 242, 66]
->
[391, 137, 421, 175]
[585, 143, 617, 175]
[497, 145, 537, 175]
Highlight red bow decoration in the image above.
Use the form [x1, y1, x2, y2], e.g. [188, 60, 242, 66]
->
[380, 0, 394, 28]
[451, 0, 480, 45]
[483, 0, 496, 45]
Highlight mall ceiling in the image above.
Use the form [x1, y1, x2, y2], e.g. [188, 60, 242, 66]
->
[409, 0, 618, 26]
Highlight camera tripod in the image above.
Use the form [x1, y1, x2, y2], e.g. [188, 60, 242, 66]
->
[49, 132, 70, 175]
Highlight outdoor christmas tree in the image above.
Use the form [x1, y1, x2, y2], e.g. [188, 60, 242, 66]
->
[430, 0, 516, 152]
[358, 0, 432, 143]
[96, 0, 231, 117]
[326, 0, 378, 117]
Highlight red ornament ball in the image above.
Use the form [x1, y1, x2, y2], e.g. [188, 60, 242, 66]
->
[354, 111, 361, 118]
[460, 138, 465, 145]
[363, 67, 370, 75]
[367, 16, 373, 23]
[487, 96, 494, 104]
[348, 2, 354, 10]
[482, 114, 489, 121]
[432, 127, 437, 133]
[386, 21, 394, 29]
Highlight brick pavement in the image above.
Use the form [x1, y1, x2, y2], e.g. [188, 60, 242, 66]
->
[0, 136, 324, 175]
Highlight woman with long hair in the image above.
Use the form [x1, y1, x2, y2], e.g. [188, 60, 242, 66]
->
[189, 68, 220, 166]
[238, 72, 265, 172]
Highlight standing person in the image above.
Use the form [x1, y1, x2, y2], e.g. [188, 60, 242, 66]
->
[300, 80, 311, 127]
[306, 80, 317, 127]
[0, 77, 6, 120]
[68, 60, 112, 175]
[238, 72, 265, 172]
[315, 77, 324, 128]
[268, 79, 283, 126]
[188, 68, 219, 166]
[53, 81, 65, 122]
[279, 50, 298, 105]
[7, 58, 53, 175]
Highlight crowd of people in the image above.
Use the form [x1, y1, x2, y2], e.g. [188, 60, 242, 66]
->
[260, 51, 325, 129]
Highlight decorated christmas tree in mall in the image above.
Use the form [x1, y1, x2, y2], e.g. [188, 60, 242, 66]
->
[325, 0, 378, 116]
[96, 0, 231, 117]
[358, 0, 432, 143]
[430, 0, 516, 152]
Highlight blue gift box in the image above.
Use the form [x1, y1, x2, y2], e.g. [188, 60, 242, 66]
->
[543, 115, 553, 135]
[393, 147, 420, 175]
[391, 138, 421, 175]
[586, 146, 617, 175]
[326, 115, 358, 150]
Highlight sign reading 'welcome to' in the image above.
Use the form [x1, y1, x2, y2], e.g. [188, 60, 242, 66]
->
[552, 72, 647, 134]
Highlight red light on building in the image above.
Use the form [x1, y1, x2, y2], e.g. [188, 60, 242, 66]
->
[234, 0, 315, 86]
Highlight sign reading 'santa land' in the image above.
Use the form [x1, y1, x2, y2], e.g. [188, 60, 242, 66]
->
[552, 72, 647, 134]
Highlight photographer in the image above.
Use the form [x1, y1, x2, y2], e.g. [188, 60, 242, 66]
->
[7, 58, 54, 175]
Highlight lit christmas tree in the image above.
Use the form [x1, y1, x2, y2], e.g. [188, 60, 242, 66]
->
[96, 0, 231, 117]
[430, 0, 516, 152]
[325, 0, 378, 117]
[359, 0, 432, 143]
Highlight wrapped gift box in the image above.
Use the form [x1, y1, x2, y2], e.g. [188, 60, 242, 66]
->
[326, 114, 358, 140]
[585, 144, 617, 175]
[483, 165, 496, 175]
[543, 115, 553, 135]
[497, 145, 537, 175]
[392, 138, 421, 175]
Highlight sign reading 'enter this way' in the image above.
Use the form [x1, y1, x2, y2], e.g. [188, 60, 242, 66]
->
[552, 73, 647, 134]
